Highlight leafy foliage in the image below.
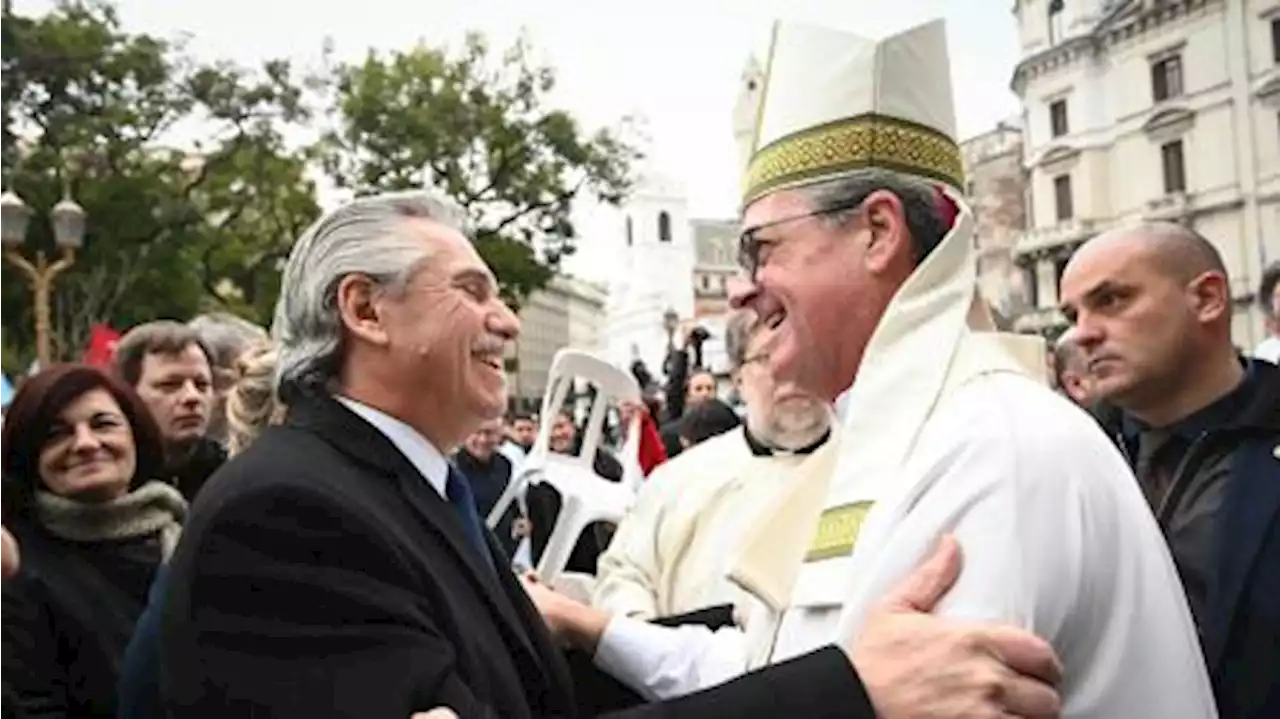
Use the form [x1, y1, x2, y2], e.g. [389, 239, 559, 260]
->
[1, 0, 318, 362]
[1, 2, 638, 365]
[317, 33, 640, 305]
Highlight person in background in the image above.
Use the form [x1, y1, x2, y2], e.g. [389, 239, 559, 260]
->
[455, 418, 521, 556]
[113, 321, 224, 501]
[187, 313, 269, 447]
[676, 398, 741, 450]
[499, 411, 537, 468]
[1052, 329, 1096, 409]
[1254, 260, 1280, 363]
[1061, 222, 1280, 718]
[2, 364, 185, 718]
[594, 309, 833, 620]
[224, 342, 284, 457]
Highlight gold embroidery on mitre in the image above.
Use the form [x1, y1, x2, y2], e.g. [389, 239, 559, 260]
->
[804, 501, 873, 563]
[744, 113, 965, 206]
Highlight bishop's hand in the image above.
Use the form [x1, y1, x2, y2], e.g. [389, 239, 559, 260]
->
[845, 535, 1063, 719]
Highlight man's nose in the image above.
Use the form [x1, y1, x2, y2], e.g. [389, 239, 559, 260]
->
[727, 273, 758, 310]
[1072, 315, 1104, 348]
[491, 301, 521, 341]
[179, 381, 204, 405]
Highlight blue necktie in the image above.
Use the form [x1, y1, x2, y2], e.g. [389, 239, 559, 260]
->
[445, 465, 497, 576]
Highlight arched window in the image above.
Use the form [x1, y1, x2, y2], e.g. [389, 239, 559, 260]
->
[658, 211, 672, 243]
[625, 216, 634, 246]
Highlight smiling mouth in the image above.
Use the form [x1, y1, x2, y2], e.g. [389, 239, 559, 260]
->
[763, 308, 787, 330]
[473, 354, 504, 371]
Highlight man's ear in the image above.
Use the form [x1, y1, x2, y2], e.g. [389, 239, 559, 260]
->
[1187, 270, 1231, 324]
[336, 274, 390, 347]
[860, 189, 912, 275]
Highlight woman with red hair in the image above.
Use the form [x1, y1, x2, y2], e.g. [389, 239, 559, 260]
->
[2, 364, 186, 718]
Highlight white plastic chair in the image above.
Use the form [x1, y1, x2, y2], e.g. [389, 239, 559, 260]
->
[495, 349, 643, 585]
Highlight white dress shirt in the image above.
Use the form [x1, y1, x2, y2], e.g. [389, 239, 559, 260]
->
[336, 396, 450, 497]
[1255, 336, 1280, 364]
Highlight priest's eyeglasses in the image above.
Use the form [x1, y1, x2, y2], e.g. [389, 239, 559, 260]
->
[737, 198, 866, 281]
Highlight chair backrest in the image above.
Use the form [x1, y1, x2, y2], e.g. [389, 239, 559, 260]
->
[524, 350, 644, 581]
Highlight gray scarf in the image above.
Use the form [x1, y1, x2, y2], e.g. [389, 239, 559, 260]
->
[35, 480, 187, 561]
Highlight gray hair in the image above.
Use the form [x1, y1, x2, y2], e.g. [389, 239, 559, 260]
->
[272, 190, 469, 398]
[798, 168, 949, 263]
[724, 309, 756, 369]
[188, 312, 269, 369]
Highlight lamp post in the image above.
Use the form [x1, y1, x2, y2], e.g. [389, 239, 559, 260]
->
[2, 187, 87, 367]
[662, 307, 679, 352]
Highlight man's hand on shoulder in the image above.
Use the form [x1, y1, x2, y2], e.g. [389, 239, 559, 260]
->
[846, 535, 1063, 719]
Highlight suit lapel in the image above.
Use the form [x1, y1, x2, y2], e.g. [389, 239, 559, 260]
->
[1206, 437, 1280, 669]
[286, 395, 567, 701]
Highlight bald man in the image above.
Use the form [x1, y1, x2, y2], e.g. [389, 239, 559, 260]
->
[1051, 330, 1095, 408]
[1060, 222, 1280, 719]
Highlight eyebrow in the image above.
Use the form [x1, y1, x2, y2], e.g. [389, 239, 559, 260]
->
[453, 268, 497, 289]
[1060, 279, 1125, 313]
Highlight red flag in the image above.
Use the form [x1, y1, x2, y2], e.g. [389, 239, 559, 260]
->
[82, 324, 121, 367]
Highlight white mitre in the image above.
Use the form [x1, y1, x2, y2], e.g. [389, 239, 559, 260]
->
[730, 18, 1048, 665]
[743, 18, 964, 207]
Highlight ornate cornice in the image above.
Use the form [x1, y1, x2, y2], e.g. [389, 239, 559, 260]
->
[1011, 0, 1220, 97]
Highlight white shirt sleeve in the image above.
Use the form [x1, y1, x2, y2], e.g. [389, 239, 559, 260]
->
[592, 464, 683, 619]
[591, 615, 753, 701]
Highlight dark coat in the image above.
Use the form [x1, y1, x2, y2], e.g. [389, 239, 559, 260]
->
[1098, 359, 1280, 718]
[145, 393, 870, 718]
[2, 520, 161, 718]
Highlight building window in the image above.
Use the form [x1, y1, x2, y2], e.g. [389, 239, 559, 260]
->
[1048, 0, 1065, 46]
[1161, 139, 1186, 194]
[625, 216, 634, 246]
[1049, 99, 1069, 138]
[658, 211, 672, 242]
[1151, 55, 1183, 103]
[1053, 174, 1074, 221]
[1272, 18, 1280, 64]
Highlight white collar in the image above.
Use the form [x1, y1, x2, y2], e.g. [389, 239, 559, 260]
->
[336, 396, 449, 498]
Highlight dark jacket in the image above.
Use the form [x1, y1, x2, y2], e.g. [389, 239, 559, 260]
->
[455, 449, 521, 557]
[169, 437, 226, 502]
[140, 393, 869, 718]
[1098, 359, 1280, 718]
[2, 520, 162, 718]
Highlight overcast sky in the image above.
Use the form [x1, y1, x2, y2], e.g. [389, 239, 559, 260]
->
[18, 0, 1022, 281]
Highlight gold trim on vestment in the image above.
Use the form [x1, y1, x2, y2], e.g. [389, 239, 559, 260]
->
[743, 113, 965, 206]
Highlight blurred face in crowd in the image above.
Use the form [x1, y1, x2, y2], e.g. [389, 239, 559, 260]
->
[509, 416, 537, 449]
[1059, 228, 1230, 412]
[349, 220, 519, 436]
[729, 188, 917, 401]
[134, 344, 213, 452]
[1269, 282, 1280, 337]
[38, 388, 136, 502]
[463, 419, 505, 461]
[548, 411, 576, 454]
[736, 320, 830, 449]
[686, 371, 717, 405]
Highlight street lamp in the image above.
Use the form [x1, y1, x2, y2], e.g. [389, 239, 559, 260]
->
[662, 307, 679, 351]
[2, 186, 87, 367]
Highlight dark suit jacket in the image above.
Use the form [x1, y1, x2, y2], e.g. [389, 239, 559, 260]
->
[153, 393, 870, 718]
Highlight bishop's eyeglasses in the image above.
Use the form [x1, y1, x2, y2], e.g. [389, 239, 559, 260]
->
[736, 198, 866, 281]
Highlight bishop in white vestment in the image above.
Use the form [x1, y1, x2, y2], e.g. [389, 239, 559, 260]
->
[590, 17, 1218, 718]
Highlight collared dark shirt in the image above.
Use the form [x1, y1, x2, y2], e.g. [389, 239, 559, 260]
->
[743, 427, 830, 457]
[1119, 360, 1260, 630]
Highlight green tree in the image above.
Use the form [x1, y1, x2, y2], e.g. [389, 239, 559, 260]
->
[1, 0, 319, 363]
[318, 32, 640, 305]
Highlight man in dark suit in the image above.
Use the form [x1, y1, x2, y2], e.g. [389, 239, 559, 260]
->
[145, 191, 1062, 718]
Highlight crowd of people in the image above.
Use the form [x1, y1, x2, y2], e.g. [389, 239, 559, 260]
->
[1, 14, 1278, 719]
